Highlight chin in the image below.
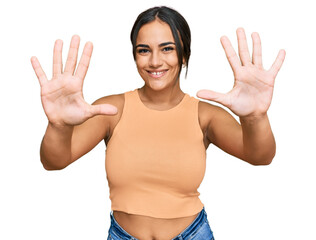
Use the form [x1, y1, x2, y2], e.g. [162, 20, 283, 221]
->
[148, 82, 168, 91]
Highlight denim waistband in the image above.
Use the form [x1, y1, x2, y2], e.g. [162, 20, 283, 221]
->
[109, 207, 207, 240]
[110, 211, 135, 240]
[173, 207, 207, 240]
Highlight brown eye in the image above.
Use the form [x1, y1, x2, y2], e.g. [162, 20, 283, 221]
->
[137, 49, 149, 54]
[162, 46, 174, 52]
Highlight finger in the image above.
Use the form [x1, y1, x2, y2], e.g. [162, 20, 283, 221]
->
[269, 49, 286, 77]
[75, 41, 93, 81]
[53, 39, 63, 78]
[87, 104, 118, 117]
[31, 56, 48, 86]
[64, 35, 80, 74]
[251, 32, 263, 67]
[236, 28, 251, 66]
[197, 89, 230, 107]
[220, 36, 240, 71]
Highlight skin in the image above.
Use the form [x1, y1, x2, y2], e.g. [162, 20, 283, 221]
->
[31, 18, 285, 240]
[135, 19, 185, 110]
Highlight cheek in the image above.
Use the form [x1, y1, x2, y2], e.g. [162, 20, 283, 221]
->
[135, 60, 147, 79]
[135, 57, 147, 70]
[166, 54, 179, 68]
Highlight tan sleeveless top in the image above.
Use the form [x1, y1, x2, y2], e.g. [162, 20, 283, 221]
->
[105, 89, 206, 218]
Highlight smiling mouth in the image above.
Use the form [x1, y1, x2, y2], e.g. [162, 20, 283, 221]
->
[147, 70, 168, 78]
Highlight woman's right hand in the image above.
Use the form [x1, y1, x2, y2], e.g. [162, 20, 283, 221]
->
[31, 35, 117, 128]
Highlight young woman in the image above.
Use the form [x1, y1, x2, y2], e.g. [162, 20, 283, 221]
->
[31, 6, 285, 240]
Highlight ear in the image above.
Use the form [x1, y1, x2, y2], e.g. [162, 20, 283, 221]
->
[182, 57, 186, 67]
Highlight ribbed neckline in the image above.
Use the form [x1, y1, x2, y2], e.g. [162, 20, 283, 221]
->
[134, 89, 189, 112]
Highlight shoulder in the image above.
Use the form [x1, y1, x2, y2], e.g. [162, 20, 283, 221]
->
[198, 99, 237, 133]
[93, 92, 125, 121]
[198, 100, 228, 123]
[93, 93, 125, 109]
[92, 93, 126, 142]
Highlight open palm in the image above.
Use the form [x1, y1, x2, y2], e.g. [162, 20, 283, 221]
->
[31, 35, 117, 127]
[197, 28, 285, 117]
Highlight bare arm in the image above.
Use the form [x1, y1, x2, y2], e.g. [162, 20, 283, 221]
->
[40, 123, 73, 170]
[201, 103, 275, 165]
[240, 114, 275, 165]
[198, 28, 285, 165]
[31, 36, 118, 170]
[39, 98, 117, 170]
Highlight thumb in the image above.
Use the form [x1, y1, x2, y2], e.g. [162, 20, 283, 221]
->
[88, 104, 118, 117]
[197, 89, 229, 107]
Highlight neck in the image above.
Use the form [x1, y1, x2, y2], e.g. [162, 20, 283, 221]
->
[138, 82, 185, 109]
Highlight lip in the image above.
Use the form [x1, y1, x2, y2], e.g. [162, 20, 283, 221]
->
[147, 70, 168, 79]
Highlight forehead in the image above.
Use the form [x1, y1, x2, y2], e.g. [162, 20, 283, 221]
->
[136, 19, 175, 45]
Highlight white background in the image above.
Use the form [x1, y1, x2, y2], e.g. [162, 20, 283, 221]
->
[1, 0, 315, 239]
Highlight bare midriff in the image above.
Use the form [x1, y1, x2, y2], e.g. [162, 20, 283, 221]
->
[113, 211, 199, 240]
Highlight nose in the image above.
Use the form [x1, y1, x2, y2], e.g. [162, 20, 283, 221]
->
[149, 50, 163, 68]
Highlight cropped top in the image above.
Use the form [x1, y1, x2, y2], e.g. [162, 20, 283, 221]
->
[105, 89, 206, 218]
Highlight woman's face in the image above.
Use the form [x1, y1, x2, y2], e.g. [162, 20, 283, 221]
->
[135, 19, 180, 91]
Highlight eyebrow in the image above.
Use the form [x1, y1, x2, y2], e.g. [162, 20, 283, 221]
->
[135, 42, 176, 48]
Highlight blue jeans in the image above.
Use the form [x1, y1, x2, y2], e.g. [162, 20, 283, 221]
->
[107, 207, 215, 240]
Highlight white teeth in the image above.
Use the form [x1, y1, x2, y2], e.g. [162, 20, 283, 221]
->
[151, 71, 163, 75]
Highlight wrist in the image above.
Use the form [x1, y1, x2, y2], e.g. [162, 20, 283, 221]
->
[240, 112, 268, 125]
[48, 121, 74, 132]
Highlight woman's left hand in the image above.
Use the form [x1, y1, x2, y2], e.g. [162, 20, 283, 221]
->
[197, 28, 286, 118]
